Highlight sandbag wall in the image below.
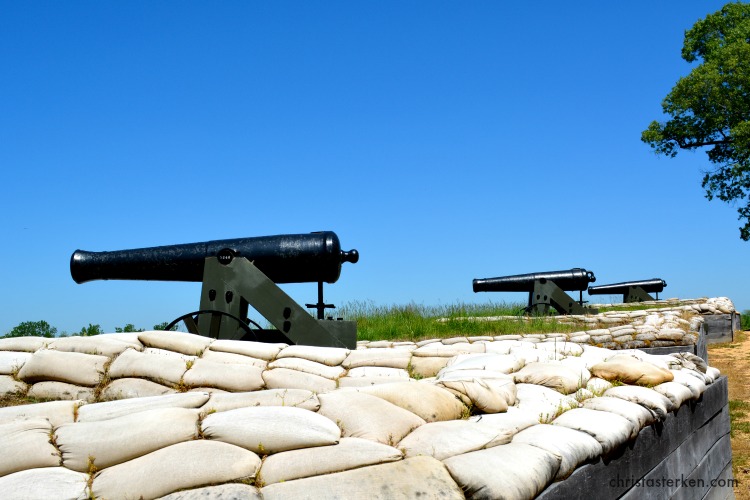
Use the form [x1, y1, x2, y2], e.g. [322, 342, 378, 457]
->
[0, 304, 734, 500]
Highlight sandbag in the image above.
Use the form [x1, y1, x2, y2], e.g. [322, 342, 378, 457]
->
[201, 389, 320, 413]
[508, 347, 555, 364]
[108, 348, 187, 386]
[100, 378, 176, 400]
[260, 456, 464, 500]
[0, 400, 82, 427]
[436, 377, 514, 414]
[0, 467, 88, 500]
[512, 362, 586, 394]
[200, 349, 268, 368]
[77, 392, 209, 422]
[412, 342, 485, 357]
[56, 407, 199, 472]
[442, 353, 524, 374]
[653, 381, 695, 408]
[514, 383, 579, 423]
[337, 377, 408, 388]
[408, 356, 450, 378]
[603, 385, 674, 420]
[582, 396, 656, 436]
[355, 382, 465, 422]
[398, 409, 537, 460]
[182, 358, 265, 392]
[16, 349, 109, 387]
[511, 423, 602, 479]
[0, 351, 32, 375]
[258, 437, 403, 485]
[535, 341, 584, 357]
[483, 340, 516, 354]
[667, 369, 706, 398]
[443, 442, 560, 500]
[706, 366, 721, 383]
[262, 368, 337, 393]
[208, 340, 286, 360]
[47, 336, 136, 356]
[0, 337, 48, 352]
[138, 330, 213, 356]
[342, 348, 411, 369]
[551, 407, 633, 455]
[142, 347, 198, 362]
[268, 357, 345, 379]
[590, 355, 674, 386]
[91, 440, 260, 500]
[0, 418, 59, 477]
[102, 332, 144, 347]
[586, 377, 614, 396]
[28, 381, 95, 402]
[275, 345, 349, 366]
[202, 405, 340, 454]
[579, 345, 616, 367]
[159, 483, 262, 499]
[345, 366, 410, 379]
[0, 375, 27, 396]
[317, 391, 425, 445]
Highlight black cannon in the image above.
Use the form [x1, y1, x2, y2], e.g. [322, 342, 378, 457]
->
[71, 232, 359, 348]
[588, 278, 667, 303]
[473, 268, 597, 315]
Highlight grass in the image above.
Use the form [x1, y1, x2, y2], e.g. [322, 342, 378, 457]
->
[595, 303, 675, 313]
[333, 300, 594, 342]
[707, 329, 750, 497]
[729, 400, 750, 437]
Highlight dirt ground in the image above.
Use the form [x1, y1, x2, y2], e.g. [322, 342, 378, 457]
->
[708, 329, 750, 499]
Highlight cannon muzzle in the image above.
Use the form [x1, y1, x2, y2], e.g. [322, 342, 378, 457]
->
[71, 231, 358, 285]
[588, 279, 666, 296]
[473, 268, 596, 293]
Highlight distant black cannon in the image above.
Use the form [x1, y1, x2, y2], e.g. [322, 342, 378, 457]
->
[588, 278, 667, 303]
[473, 268, 597, 315]
[71, 232, 359, 348]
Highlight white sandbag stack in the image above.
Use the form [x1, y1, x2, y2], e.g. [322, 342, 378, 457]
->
[0, 298, 728, 499]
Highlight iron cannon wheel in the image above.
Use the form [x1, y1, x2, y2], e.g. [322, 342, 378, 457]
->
[165, 310, 262, 341]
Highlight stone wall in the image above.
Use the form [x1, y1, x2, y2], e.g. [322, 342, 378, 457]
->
[0, 299, 734, 499]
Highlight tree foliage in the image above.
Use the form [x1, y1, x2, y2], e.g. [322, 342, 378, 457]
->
[79, 323, 102, 336]
[153, 321, 176, 331]
[115, 324, 144, 333]
[642, 2, 750, 239]
[3, 320, 57, 338]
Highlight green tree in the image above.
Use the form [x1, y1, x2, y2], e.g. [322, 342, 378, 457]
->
[153, 321, 176, 331]
[642, 2, 750, 239]
[79, 323, 102, 336]
[115, 324, 144, 333]
[2, 320, 57, 338]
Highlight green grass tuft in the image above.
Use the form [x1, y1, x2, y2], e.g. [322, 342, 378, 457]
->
[332, 300, 588, 342]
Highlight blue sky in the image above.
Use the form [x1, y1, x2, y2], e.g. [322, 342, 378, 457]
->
[1, 1, 746, 335]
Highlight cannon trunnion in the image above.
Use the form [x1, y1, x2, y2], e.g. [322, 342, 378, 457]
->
[588, 278, 667, 303]
[70, 232, 359, 348]
[473, 268, 597, 315]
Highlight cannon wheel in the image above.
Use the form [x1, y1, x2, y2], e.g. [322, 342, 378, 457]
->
[165, 310, 261, 341]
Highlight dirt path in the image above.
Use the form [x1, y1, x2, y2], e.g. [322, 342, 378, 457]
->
[708, 330, 750, 499]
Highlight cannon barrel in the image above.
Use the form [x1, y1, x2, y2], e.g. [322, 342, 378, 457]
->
[588, 278, 666, 296]
[71, 231, 359, 285]
[473, 268, 596, 293]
